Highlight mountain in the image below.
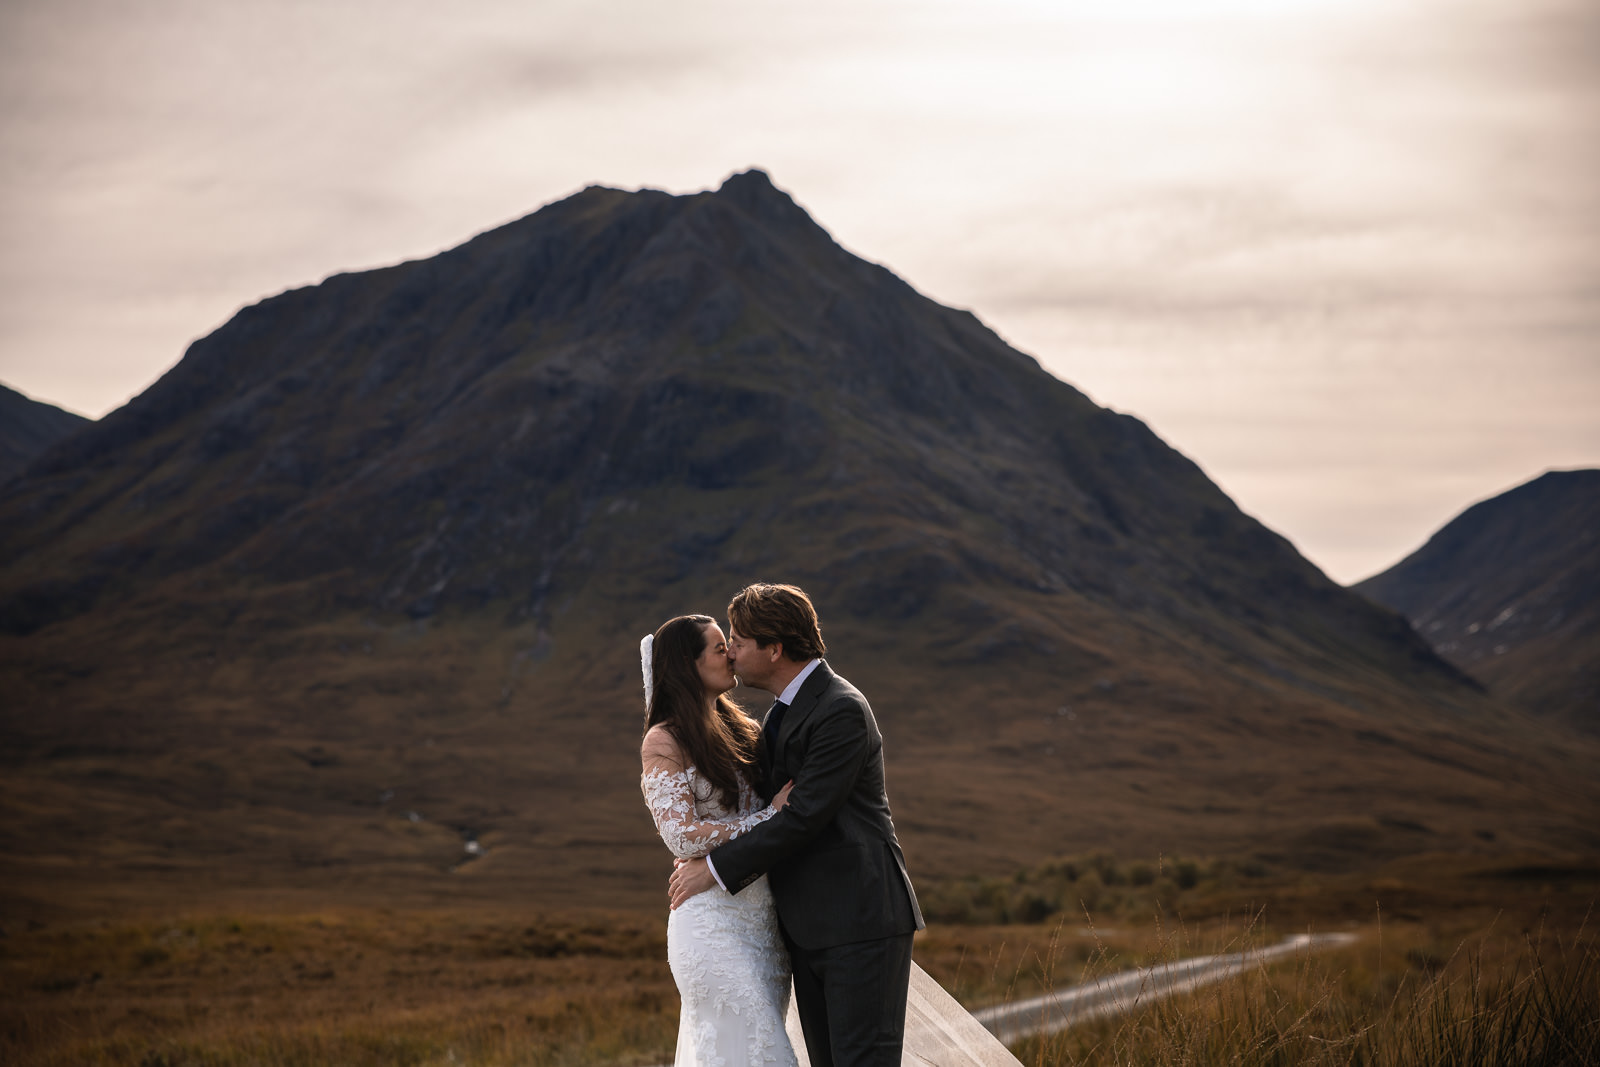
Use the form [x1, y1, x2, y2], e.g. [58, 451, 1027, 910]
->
[0, 383, 89, 485]
[1355, 469, 1599, 734]
[1, 171, 1593, 915]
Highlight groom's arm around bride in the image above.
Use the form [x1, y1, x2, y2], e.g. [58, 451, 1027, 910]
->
[669, 583, 923, 1067]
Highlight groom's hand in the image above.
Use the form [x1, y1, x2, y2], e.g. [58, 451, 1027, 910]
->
[668, 857, 717, 909]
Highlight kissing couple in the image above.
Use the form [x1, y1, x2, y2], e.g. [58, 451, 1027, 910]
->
[640, 583, 1014, 1067]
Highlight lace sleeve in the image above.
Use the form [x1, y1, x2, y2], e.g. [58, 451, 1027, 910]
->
[640, 730, 777, 859]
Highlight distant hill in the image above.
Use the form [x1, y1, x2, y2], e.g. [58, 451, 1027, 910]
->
[0, 383, 89, 484]
[1355, 469, 1599, 734]
[1, 171, 1593, 915]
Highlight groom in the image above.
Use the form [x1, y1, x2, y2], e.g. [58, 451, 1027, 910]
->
[669, 582, 923, 1067]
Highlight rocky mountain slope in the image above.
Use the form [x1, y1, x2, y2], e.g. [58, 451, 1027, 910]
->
[1, 171, 1592, 915]
[0, 382, 89, 485]
[1356, 469, 1599, 734]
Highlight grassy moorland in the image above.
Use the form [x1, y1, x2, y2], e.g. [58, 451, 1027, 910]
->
[1, 908, 679, 1067]
[3, 853, 1595, 1067]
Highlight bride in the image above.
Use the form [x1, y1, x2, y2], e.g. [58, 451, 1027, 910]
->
[639, 614, 798, 1067]
[639, 612, 1024, 1067]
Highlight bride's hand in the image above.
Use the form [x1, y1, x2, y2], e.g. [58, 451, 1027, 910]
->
[771, 780, 795, 811]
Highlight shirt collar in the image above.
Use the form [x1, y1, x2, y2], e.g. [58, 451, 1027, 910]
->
[776, 658, 822, 706]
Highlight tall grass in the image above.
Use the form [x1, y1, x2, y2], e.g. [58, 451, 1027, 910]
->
[1016, 919, 1599, 1067]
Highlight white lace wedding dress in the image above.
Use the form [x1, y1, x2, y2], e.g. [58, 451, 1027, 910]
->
[642, 727, 1022, 1067]
[642, 728, 798, 1067]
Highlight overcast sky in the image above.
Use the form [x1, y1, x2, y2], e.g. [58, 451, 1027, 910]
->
[2, 0, 1596, 583]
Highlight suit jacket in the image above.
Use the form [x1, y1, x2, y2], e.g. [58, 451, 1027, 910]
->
[710, 661, 924, 950]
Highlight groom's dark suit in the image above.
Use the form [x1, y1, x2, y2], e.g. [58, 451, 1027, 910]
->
[710, 660, 923, 1067]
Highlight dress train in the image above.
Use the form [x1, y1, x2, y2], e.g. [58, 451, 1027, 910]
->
[783, 962, 1024, 1067]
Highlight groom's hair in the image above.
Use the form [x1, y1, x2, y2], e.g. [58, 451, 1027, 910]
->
[728, 583, 826, 662]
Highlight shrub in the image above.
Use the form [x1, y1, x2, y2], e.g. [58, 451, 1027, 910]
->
[1173, 860, 1200, 890]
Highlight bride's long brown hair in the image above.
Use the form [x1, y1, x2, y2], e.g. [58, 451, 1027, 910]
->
[644, 615, 763, 810]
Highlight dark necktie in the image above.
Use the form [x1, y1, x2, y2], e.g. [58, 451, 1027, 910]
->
[763, 699, 790, 758]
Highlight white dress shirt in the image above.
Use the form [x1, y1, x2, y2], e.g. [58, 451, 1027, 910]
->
[775, 657, 822, 707]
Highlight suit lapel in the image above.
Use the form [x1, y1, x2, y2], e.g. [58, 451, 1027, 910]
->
[774, 660, 832, 769]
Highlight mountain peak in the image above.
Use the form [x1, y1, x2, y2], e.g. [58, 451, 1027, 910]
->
[713, 167, 818, 234]
[1356, 467, 1599, 731]
[716, 166, 777, 195]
